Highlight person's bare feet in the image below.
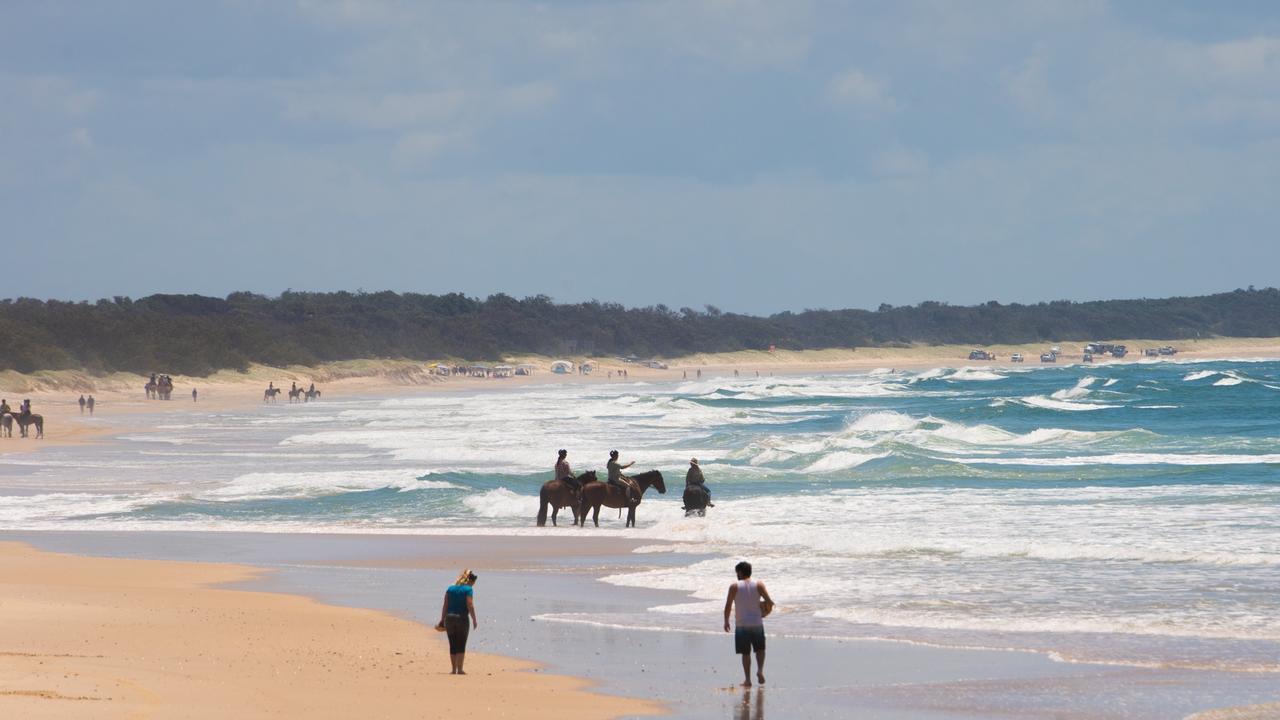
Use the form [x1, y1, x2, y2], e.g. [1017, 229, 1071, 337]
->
[740, 680, 752, 688]
[757, 672, 765, 684]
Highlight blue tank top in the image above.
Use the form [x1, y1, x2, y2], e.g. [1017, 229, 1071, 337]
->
[445, 584, 472, 615]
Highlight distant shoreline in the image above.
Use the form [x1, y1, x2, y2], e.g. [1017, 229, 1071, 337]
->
[3, 336, 1278, 454]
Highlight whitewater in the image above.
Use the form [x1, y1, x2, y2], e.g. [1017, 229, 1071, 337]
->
[3, 359, 1278, 674]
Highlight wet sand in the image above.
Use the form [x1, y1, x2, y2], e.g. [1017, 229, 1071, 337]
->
[6, 531, 1279, 720]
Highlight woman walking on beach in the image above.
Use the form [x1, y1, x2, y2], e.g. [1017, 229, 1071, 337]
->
[437, 570, 478, 674]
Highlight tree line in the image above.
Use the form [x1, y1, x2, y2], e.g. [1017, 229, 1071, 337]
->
[1, 287, 1277, 376]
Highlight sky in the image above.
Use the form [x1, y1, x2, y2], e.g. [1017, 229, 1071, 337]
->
[3, 0, 1279, 315]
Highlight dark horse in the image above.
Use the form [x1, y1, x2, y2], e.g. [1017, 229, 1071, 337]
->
[305, 388, 321, 402]
[0, 413, 12, 437]
[682, 484, 711, 517]
[536, 470, 597, 527]
[15, 413, 43, 439]
[578, 470, 666, 528]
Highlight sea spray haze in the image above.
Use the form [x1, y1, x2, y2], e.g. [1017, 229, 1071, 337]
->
[2, 359, 1278, 673]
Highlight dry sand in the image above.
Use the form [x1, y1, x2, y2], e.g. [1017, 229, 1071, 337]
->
[3, 336, 1278, 455]
[0, 541, 660, 720]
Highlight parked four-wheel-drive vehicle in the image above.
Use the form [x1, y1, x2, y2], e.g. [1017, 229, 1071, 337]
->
[1010, 353, 1024, 362]
[1083, 352, 1094, 363]
[1040, 352, 1057, 363]
[645, 360, 668, 369]
[1144, 348, 1160, 357]
[968, 349, 993, 360]
[1158, 346, 1178, 355]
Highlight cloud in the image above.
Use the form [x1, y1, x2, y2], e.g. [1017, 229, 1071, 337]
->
[282, 82, 557, 131]
[826, 69, 896, 111]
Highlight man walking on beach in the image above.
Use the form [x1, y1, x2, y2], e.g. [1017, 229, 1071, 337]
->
[724, 561, 773, 687]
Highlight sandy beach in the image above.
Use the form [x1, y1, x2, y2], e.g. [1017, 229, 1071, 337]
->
[0, 540, 661, 719]
[3, 342, 1280, 718]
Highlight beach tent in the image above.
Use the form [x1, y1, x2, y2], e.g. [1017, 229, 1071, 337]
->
[492, 365, 514, 378]
[550, 360, 575, 374]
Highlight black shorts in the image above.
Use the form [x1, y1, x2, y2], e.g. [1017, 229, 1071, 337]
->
[734, 626, 766, 655]
[445, 614, 470, 654]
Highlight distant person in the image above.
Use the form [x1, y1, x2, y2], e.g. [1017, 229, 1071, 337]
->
[192, 388, 198, 402]
[697, 369, 702, 379]
[686, 458, 713, 507]
[724, 561, 773, 688]
[0, 399, 8, 415]
[86, 396, 95, 415]
[734, 369, 739, 378]
[78, 395, 86, 414]
[606, 450, 638, 506]
[555, 449, 581, 497]
[436, 569, 478, 675]
[683, 371, 687, 379]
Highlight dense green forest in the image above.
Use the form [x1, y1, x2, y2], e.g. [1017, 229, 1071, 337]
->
[1, 288, 1278, 376]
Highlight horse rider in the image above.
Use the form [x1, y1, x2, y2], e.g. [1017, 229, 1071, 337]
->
[606, 450, 639, 506]
[555, 449, 581, 499]
[309, 383, 316, 393]
[291, 382, 297, 393]
[0, 399, 9, 416]
[686, 458, 714, 507]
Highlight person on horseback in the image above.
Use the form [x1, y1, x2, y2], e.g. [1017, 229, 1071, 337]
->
[606, 450, 639, 506]
[0, 399, 9, 416]
[555, 449, 581, 498]
[686, 458, 714, 508]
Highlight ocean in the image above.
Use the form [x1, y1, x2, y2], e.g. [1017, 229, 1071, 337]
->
[2, 358, 1278, 680]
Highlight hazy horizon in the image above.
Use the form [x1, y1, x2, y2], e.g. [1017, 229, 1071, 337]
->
[6, 1, 1280, 313]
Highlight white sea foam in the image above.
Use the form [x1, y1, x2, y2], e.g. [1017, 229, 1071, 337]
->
[1018, 395, 1118, 411]
[948, 368, 1006, 381]
[953, 453, 1280, 466]
[1183, 370, 1219, 381]
[198, 469, 455, 501]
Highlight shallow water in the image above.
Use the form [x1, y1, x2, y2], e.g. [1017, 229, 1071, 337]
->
[2, 359, 1278, 679]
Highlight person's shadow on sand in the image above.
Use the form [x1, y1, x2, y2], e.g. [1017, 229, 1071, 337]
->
[735, 687, 763, 720]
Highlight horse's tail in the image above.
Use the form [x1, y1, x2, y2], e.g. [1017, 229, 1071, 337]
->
[536, 486, 549, 526]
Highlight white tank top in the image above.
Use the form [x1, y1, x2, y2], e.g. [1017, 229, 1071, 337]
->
[735, 579, 763, 627]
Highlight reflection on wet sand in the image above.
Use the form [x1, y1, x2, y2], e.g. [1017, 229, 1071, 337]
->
[736, 688, 763, 720]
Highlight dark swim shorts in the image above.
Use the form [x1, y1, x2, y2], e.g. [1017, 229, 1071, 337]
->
[445, 614, 470, 654]
[734, 625, 766, 654]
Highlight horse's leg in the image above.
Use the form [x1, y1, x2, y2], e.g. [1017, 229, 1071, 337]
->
[627, 506, 635, 528]
[36, 420, 42, 439]
[551, 505, 559, 527]
[592, 505, 600, 527]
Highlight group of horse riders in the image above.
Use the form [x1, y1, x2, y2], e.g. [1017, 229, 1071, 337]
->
[555, 449, 712, 507]
[0, 398, 42, 438]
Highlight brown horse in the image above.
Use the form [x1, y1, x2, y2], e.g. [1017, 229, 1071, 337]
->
[15, 413, 43, 439]
[0, 413, 11, 437]
[264, 387, 282, 403]
[578, 470, 666, 528]
[305, 388, 321, 402]
[537, 470, 598, 527]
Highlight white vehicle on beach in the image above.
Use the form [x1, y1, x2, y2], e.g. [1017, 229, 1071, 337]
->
[1010, 353, 1024, 363]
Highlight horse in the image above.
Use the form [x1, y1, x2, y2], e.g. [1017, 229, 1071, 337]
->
[578, 470, 666, 528]
[15, 413, 43, 439]
[144, 381, 157, 399]
[0, 413, 11, 438]
[537, 470, 597, 527]
[288, 387, 304, 403]
[264, 387, 282, 403]
[305, 388, 321, 402]
[682, 484, 711, 517]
